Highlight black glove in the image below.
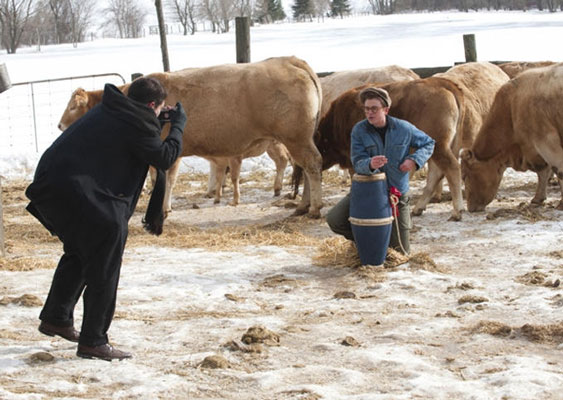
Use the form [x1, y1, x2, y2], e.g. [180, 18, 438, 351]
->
[170, 102, 187, 131]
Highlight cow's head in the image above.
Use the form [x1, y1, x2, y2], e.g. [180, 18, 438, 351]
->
[460, 148, 504, 212]
[58, 88, 91, 131]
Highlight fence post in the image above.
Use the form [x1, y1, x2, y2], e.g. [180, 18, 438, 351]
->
[0, 63, 11, 94]
[236, 17, 250, 64]
[131, 73, 143, 81]
[463, 34, 477, 62]
[0, 176, 4, 257]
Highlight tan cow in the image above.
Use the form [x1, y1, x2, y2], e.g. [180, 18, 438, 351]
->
[461, 63, 563, 211]
[497, 61, 556, 79]
[58, 56, 323, 217]
[416, 61, 510, 213]
[320, 65, 420, 118]
[59, 87, 291, 206]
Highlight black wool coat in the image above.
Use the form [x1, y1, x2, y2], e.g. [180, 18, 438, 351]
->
[25, 84, 183, 243]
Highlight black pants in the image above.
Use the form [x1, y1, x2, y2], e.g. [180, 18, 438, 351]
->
[38, 203, 128, 347]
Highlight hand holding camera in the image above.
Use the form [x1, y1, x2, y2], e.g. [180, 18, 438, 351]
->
[158, 102, 187, 131]
[157, 105, 178, 123]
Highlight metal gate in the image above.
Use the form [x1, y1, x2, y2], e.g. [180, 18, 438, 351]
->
[0, 73, 126, 153]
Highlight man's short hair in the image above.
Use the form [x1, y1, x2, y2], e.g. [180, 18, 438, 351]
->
[359, 87, 392, 108]
[128, 77, 167, 105]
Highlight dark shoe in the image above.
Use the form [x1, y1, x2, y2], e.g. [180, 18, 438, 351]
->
[77, 344, 132, 362]
[38, 321, 80, 343]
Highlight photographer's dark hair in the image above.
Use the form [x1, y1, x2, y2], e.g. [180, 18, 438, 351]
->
[128, 77, 167, 106]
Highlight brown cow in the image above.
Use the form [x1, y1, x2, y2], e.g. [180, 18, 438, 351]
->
[461, 63, 563, 211]
[58, 56, 323, 217]
[497, 61, 556, 79]
[303, 62, 508, 220]
[320, 66, 419, 117]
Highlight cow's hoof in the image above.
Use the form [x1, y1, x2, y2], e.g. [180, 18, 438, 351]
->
[213, 199, 220, 204]
[448, 213, 462, 222]
[273, 189, 281, 197]
[229, 201, 238, 207]
[412, 208, 423, 217]
[307, 209, 321, 219]
[292, 207, 308, 216]
[556, 202, 563, 211]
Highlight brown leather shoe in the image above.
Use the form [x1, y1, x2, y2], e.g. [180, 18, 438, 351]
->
[77, 344, 132, 362]
[38, 321, 80, 342]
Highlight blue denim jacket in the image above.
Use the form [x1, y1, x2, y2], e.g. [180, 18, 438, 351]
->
[351, 116, 435, 194]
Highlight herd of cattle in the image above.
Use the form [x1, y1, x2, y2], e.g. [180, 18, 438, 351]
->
[57, 57, 563, 220]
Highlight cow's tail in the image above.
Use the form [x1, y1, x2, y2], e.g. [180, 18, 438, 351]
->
[288, 56, 323, 134]
[287, 57, 323, 199]
[290, 165, 303, 199]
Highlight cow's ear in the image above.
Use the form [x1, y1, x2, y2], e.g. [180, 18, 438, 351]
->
[459, 148, 474, 163]
[73, 89, 88, 107]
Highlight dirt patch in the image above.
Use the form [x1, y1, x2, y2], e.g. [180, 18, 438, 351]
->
[241, 325, 280, 346]
[199, 354, 232, 369]
[471, 320, 563, 344]
[485, 203, 554, 222]
[0, 256, 56, 271]
[0, 294, 43, 307]
[458, 295, 489, 304]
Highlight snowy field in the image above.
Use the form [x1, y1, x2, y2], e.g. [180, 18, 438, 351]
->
[0, 10, 562, 400]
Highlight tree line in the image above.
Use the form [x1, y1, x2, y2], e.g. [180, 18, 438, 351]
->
[1, 0, 561, 54]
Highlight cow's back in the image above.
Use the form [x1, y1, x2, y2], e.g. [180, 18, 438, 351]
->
[435, 62, 509, 148]
[320, 65, 419, 117]
[509, 63, 563, 146]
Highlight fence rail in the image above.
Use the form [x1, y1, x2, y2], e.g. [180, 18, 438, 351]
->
[0, 73, 126, 154]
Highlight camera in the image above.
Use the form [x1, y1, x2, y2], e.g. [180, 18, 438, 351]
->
[158, 105, 177, 122]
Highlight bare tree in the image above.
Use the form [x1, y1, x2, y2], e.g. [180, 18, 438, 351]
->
[200, 0, 220, 32]
[0, 0, 35, 53]
[168, 0, 198, 35]
[103, 0, 147, 38]
[67, 0, 95, 46]
[217, 0, 235, 32]
[47, 0, 68, 43]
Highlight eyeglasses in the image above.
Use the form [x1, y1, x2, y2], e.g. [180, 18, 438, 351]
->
[363, 106, 384, 114]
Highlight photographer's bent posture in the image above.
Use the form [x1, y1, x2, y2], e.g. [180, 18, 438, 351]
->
[326, 87, 435, 255]
[25, 77, 187, 361]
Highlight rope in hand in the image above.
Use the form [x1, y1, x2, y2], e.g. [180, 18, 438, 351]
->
[389, 186, 409, 256]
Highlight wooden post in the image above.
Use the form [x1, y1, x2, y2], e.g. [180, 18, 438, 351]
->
[235, 17, 250, 64]
[155, 0, 170, 72]
[0, 176, 5, 257]
[0, 63, 11, 94]
[463, 34, 477, 63]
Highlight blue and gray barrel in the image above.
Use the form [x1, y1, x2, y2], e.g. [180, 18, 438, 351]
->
[349, 173, 393, 267]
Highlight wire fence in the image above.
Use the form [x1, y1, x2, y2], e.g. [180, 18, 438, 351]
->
[0, 73, 126, 154]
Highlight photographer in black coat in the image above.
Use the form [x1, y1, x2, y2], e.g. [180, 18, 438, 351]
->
[25, 77, 186, 361]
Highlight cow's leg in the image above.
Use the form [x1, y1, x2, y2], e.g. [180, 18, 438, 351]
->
[556, 175, 563, 210]
[532, 167, 550, 205]
[213, 159, 229, 204]
[267, 142, 289, 197]
[412, 161, 444, 216]
[285, 141, 323, 218]
[227, 157, 242, 206]
[430, 178, 444, 203]
[206, 160, 217, 198]
[534, 130, 563, 209]
[413, 149, 464, 221]
[164, 158, 182, 216]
